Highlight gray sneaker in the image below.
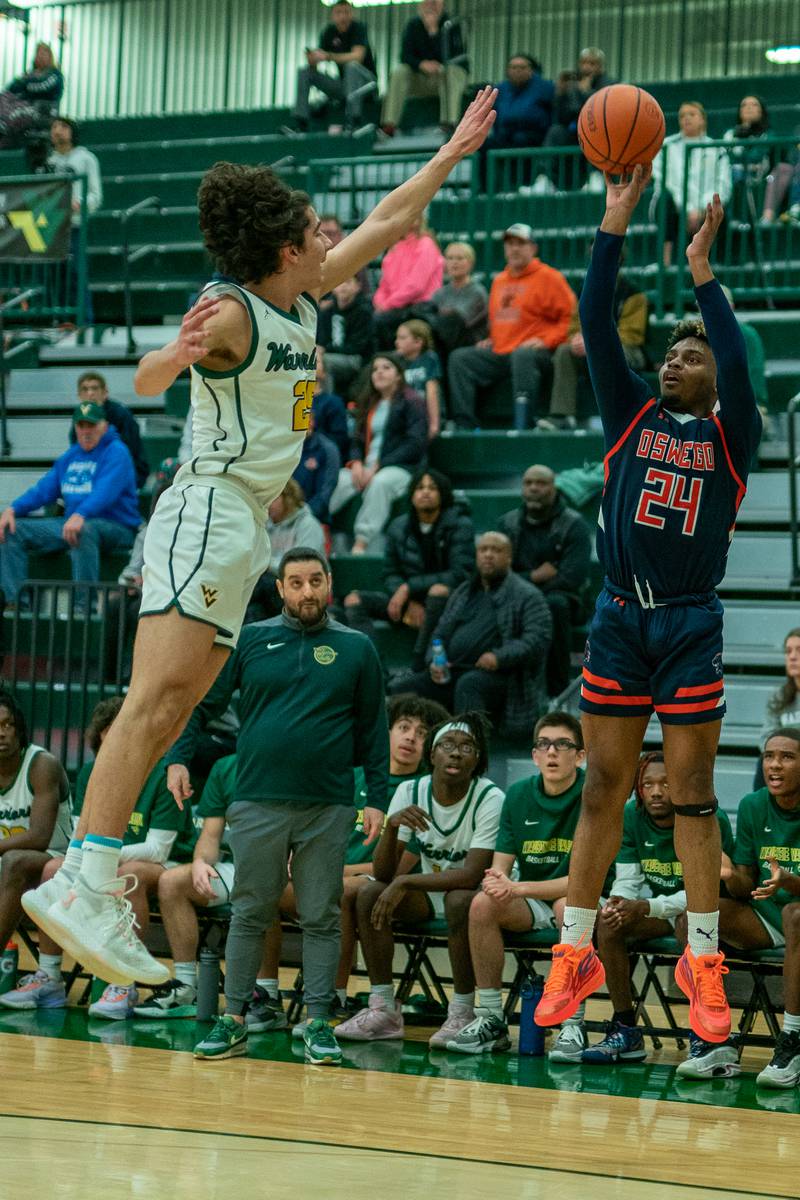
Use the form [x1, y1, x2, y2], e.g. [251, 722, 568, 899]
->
[548, 1020, 587, 1062]
[756, 1030, 800, 1089]
[245, 985, 287, 1033]
[676, 1032, 741, 1079]
[303, 1018, 342, 1065]
[446, 1008, 511, 1055]
[0, 970, 66, 1010]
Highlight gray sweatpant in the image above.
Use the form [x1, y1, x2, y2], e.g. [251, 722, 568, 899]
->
[225, 801, 354, 1018]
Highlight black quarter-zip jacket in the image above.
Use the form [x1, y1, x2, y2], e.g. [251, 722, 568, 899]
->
[166, 613, 389, 810]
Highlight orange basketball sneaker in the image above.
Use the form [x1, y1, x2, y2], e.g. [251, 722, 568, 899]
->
[674, 948, 731, 1043]
[534, 941, 606, 1026]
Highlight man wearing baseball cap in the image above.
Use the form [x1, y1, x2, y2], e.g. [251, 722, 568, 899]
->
[447, 224, 575, 429]
[0, 402, 140, 606]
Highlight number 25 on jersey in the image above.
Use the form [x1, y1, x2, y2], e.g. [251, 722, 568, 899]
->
[292, 380, 315, 432]
[635, 468, 703, 536]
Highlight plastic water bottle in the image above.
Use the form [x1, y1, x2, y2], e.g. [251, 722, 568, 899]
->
[0, 942, 18, 995]
[431, 638, 450, 684]
[196, 947, 221, 1021]
[518, 975, 545, 1055]
[513, 394, 529, 432]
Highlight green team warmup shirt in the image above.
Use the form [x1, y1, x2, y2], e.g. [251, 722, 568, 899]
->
[614, 798, 734, 919]
[734, 787, 800, 933]
[496, 769, 585, 881]
[193, 753, 236, 862]
[73, 759, 195, 862]
[348, 767, 425, 865]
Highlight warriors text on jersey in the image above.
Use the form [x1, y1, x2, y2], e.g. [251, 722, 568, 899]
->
[0, 744, 71, 856]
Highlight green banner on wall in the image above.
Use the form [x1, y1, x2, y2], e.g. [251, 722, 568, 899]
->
[0, 179, 72, 262]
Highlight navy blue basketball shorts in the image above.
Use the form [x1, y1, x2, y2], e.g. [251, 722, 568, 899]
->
[579, 587, 725, 725]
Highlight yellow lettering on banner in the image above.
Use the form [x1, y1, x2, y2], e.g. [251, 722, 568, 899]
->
[9, 210, 46, 253]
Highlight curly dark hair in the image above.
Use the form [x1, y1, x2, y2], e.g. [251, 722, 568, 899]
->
[666, 318, 709, 351]
[198, 162, 312, 283]
[386, 694, 450, 732]
[85, 695, 124, 755]
[423, 711, 491, 778]
[407, 466, 454, 513]
[0, 688, 29, 752]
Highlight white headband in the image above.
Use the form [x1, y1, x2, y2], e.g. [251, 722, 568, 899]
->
[432, 722, 472, 748]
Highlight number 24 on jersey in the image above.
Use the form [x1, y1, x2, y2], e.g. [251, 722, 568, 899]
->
[635, 468, 703, 536]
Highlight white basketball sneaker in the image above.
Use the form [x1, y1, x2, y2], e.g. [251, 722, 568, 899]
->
[21, 868, 72, 929]
[40, 874, 170, 987]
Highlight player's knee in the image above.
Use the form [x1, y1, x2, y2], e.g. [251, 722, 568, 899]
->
[781, 902, 800, 942]
[158, 865, 187, 901]
[355, 877, 385, 920]
[582, 763, 624, 814]
[444, 888, 474, 928]
[670, 762, 715, 805]
[0, 849, 40, 887]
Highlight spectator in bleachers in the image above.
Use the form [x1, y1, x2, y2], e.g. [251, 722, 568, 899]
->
[0, 401, 140, 610]
[581, 751, 736, 1073]
[344, 467, 474, 669]
[380, 0, 469, 138]
[651, 101, 732, 265]
[480, 54, 553, 188]
[253, 694, 450, 1026]
[290, 0, 377, 134]
[723, 95, 774, 186]
[335, 712, 503, 1047]
[372, 216, 444, 350]
[133, 752, 238, 1019]
[4, 42, 63, 114]
[292, 414, 340, 525]
[537, 48, 611, 191]
[2, 696, 195, 1017]
[447, 711, 586, 1057]
[49, 118, 103, 325]
[430, 241, 488, 350]
[318, 215, 371, 297]
[762, 629, 800, 742]
[311, 350, 350, 462]
[716, 728, 800, 1088]
[392, 531, 552, 736]
[395, 318, 442, 437]
[761, 124, 800, 226]
[247, 478, 328, 622]
[537, 266, 648, 432]
[719, 286, 767, 409]
[498, 465, 591, 699]
[448, 224, 575, 430]
[69, 371, 149, 488]
[329, 353, 428, 554]
[317, 278, 375, 397]
[0, 689, 71, 1004]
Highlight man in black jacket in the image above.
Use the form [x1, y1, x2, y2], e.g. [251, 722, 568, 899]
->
[499, 464, 591, 697]
[381, 0, 469, 137]
[344, 467, 474, 668]
[316, 276, 375, 396]
[290, 0, 377, 132]
[69, 371, 149, 489]
[391, 531, 552, 736]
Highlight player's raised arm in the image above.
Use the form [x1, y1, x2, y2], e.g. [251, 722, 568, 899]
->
[134, 294, 250, 395]
[318, 86, 497, 295]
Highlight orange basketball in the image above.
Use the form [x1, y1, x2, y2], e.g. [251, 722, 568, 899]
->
[577, 83, 665, 174]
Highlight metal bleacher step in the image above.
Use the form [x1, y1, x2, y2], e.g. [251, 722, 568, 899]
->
[723, 600, 799, 669]
[719, 532, 794, 595]
[5, 366, 165, 414]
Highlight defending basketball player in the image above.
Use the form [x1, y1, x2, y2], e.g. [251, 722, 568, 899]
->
[534, 164, 761, 1043]
[22, 87, 498, 985]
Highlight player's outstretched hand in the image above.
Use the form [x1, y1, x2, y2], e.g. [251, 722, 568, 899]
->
[686, 193, 724, 262]
[173, 294, 220, 369]
[603, 163, 652, 214]
[444, 85, 497, 158]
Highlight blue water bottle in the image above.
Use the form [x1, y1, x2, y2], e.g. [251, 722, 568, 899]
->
[431, 638, 451, 684]
[518, 975, 545, 1055]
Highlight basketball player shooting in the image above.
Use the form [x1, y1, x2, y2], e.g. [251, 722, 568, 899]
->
[22, 87, 498, 986]
[534, 164, 761, 1043]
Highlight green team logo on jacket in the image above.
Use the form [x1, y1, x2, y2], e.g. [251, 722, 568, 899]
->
[313, 645, 337, 666]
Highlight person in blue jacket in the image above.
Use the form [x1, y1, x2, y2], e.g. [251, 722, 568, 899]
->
[480, 54, 554, 187]
[0, 401, 141, 605]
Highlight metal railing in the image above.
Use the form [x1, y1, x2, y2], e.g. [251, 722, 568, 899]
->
[0, 286, 41, 457]
[120, 194, 161, 355]
[2, 579, 140, 771]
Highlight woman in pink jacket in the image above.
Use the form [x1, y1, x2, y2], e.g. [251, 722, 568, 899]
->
[373, 216, 444, 348]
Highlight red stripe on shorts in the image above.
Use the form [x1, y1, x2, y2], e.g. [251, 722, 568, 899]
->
[674, 679, 725, 698]
[581, 686, 653, 706]
[655, 697, 724, 714]
[582, 668, 623, 691]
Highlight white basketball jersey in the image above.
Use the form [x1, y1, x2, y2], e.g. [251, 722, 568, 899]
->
[178, 281, 318, 510]
[0, 744, 71, 856]
[388, 775, 504, 874]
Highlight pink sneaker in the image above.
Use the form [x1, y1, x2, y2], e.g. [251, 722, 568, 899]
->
[334, 995, 404, 1041]
[429, 1004, 475, 1048]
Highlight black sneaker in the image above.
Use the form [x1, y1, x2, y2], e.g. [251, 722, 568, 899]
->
[245, 984, 288, 1033]
[757, 1030, 800, 1089]
[132, 978, 197, 1019]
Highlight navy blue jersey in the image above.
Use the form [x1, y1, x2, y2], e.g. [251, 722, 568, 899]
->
[580, 232, 762, 601]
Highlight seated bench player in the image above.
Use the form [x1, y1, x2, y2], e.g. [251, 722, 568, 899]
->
[2, 696, 195, 1017]
[334, 712, 504, 1049]
[247, 694, 449, 1032]
[447, 711, 588, 1057]
[717, 728, 800, 1089]
[581, 751, 737, 1077]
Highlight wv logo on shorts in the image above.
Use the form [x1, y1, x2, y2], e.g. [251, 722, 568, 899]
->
[201, 584, 219, 609]
[313, 645, 337, 666]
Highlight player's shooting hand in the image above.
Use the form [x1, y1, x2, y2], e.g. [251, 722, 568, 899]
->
[172, 295, 221, 369]
[603, 162, 652, 213]
[445, 85, 498, 158]
[191, 859, 219, 899]
[371, 880, 406, 930]
[167, 763, 194, 811]
[686, 193, 724, 262]
[361, 806, 384, 845]
[0, 508, 16, 543]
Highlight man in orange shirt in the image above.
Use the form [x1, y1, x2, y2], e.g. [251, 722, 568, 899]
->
[448, 224, 575, 429]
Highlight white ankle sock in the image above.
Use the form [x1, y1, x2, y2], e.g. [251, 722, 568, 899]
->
[371, 984, 395, 1008]
[39, 953, 62, 982]
[560, 906, 597, 947]
[257, 976, 280, 1000]
[80, 835, 123, 890]
[564, 1001, 586, 1026]
[61, 840, 83, 879]
[687, 911, 719, 957]
[174, 961, 197, 989]
[477, 988, 504, 1018]
[451, 991, 475, 1012]
[783, 1012, 800, 1034]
